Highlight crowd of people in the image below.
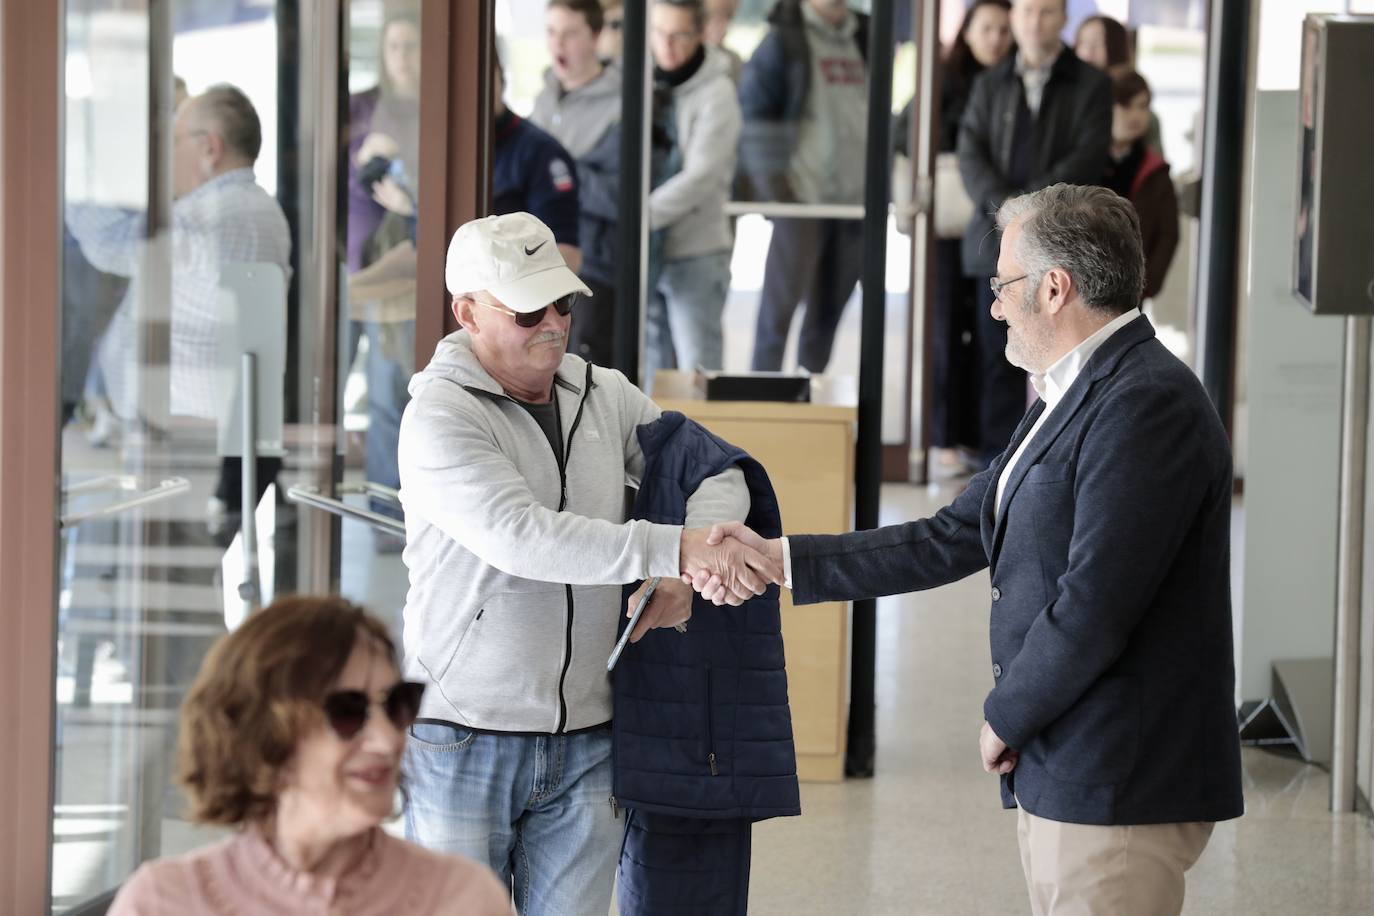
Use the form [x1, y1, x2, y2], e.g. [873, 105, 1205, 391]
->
[83, 3, 1221, 915]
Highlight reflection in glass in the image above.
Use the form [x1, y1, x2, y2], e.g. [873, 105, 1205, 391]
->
[345, 4, 420, 523]
[52, 3, 314, 909]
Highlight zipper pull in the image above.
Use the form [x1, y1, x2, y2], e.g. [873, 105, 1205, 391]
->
[708, 752, 718, 776]
[609, 795, 620, 819]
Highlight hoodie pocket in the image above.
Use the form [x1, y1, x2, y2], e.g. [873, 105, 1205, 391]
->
[441, 587, 567, 728]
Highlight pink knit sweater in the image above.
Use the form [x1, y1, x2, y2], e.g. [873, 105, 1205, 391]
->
[107, 827, 512, 915]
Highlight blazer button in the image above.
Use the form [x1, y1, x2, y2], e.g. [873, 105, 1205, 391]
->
[993, 663, 1003, 678]
[991, 586, 1002, 602]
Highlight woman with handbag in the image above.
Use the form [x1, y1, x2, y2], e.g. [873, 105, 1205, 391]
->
[896, 0, 1012, 475]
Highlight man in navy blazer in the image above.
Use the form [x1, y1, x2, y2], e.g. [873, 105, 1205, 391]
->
[694, 184, 1244, 914]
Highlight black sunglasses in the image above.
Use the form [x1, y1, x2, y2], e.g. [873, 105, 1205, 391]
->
[474, 293, 579, 328]
[322, 680, 425, 740]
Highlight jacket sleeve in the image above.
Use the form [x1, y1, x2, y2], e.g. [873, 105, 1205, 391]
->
[1031, 72, 1112, 190]
[524, 142, 582, 247]
[397, 388, 683, 585]
[738, 32, 786, 121]
[1142, 172, 1180, 299]
[575, 126, 622, 223]
[981, 382, 1218, 751]
[788, 465, 992, 605]
[66, 205, 146, 277]
[957, 73, 1017, 215]
[649, 79, 743, 230]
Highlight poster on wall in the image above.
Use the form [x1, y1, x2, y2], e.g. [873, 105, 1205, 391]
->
[1293, 18, 1320, 308]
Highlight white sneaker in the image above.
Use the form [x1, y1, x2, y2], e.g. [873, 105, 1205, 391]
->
[206, 496, 229, 536]
[85, 400, 120, 448]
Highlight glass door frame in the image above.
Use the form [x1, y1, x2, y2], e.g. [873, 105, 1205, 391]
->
[0, 0, 63, 911]
[0, 0, 491, 909]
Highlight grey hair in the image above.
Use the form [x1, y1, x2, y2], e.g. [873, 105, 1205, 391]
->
[197, 84, 263, 163]
[655, 0, 707, 31]
[996, 184, 1145, 315]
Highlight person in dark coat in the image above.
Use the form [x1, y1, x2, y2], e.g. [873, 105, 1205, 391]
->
[895, 0, 1013, 473]
[957, 0, 1110, 468]
[739, 0, 871, 373]
[1104, 67, 1178, 300]
[695, 185, 1243, 916]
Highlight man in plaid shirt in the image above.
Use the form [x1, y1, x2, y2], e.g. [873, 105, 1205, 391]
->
[70, 83, 291, 427]
[69, 84, 291, 523]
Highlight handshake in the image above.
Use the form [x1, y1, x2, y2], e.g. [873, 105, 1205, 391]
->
[679, 521, 784, 605]
[624, 522, 785, 644]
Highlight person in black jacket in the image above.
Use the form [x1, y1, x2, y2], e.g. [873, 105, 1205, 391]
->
[698, 185, 1243, 916]
[957, 0, 1110, 468]
[895, 0, 1012, 474]
[739, 0, 870, 373]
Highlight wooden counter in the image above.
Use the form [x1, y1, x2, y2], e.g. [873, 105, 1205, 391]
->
[654, 371, 856, 782]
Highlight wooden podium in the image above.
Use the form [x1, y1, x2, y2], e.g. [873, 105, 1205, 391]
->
[653, 372, 856, 782]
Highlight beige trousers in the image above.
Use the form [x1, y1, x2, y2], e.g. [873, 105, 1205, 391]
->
[1016, 808, 1214, 916]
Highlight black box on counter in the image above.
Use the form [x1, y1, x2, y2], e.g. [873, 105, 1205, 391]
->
[698, 371, 811, 403]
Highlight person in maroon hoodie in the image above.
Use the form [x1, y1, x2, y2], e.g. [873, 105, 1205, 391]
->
[1105, 67, 1178, 300]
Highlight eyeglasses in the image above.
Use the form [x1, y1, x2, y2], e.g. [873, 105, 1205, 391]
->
[322, 680, 425, 740]
[472, 293, 579, 328]
[989, 274, 1028, 302]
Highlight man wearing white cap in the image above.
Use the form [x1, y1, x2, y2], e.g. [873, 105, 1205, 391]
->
[396, 212, 773, 915]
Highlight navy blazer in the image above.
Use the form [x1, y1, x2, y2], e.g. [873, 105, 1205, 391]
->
[790, 316, 1244, 826]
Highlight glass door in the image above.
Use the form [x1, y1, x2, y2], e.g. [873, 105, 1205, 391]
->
[50, 0, 364, 908]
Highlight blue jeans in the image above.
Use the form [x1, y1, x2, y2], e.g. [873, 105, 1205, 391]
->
[361, 319, 414, 517]
[645, 250, 731, 385]
[404, 723, 621, 916]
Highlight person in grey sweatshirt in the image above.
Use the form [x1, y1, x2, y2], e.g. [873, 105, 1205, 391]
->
[644, 0, 742, 384]
[397, 212, 770, 916]
[741, 0, 869, 373]
[530, 0, 623, 366]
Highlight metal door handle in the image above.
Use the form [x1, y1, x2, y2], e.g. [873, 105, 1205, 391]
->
[285, 484, 405, 538]
[339, 481, 401, 505]
[59, 477, 191, 527]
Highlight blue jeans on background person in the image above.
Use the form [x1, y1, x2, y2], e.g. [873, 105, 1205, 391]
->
[361, 319, 414, 518]
[644, 249, 731, 388]
[404, 722, 621, 916]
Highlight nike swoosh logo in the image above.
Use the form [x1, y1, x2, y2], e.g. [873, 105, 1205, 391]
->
[524, 241, 548, 256]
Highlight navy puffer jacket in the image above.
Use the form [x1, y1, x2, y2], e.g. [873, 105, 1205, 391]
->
[612, 411, 800, 821]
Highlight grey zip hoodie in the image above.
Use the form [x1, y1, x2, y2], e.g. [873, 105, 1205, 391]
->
[529, 64, 622, 160]
[397, 331, 748, 732]
[649, 45, 742, 260]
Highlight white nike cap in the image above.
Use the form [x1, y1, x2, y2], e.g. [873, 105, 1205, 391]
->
[445, 212, 591, 313]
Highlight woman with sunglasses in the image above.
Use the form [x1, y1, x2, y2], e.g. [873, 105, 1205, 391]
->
[109, 595, 511, 915]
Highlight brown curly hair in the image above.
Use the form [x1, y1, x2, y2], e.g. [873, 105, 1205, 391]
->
[178, 595, 398, 826]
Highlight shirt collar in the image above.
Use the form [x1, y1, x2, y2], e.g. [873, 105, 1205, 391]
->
[182, 166, 256, 201]
[1031, 308, 1142, 406]
[1015, 44, 1063, 79]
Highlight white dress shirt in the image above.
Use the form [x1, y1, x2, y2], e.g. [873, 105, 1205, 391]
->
[1016, 45, 1063, 118]
[780, 308, 1142, 588]
[994, 308, 1141, 518]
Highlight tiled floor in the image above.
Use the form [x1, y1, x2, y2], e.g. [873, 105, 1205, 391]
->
[744, 481, 1374, 915]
